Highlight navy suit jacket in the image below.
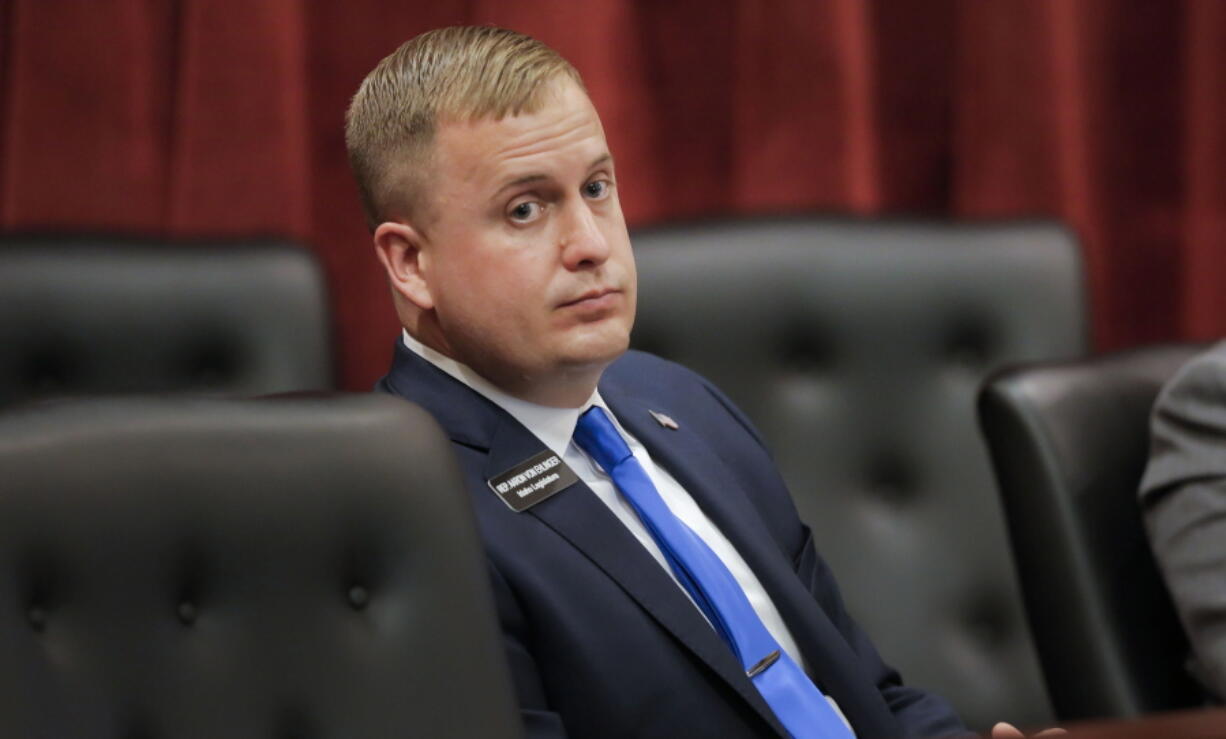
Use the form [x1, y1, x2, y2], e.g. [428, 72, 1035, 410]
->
[377, 343, 966, 738]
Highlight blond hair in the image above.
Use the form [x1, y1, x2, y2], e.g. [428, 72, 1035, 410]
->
[345, 26, 584, 228]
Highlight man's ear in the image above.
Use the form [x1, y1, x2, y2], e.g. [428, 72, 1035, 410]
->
[374, 221, 434, 310]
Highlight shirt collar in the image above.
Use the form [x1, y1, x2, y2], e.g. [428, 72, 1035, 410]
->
[400, 329, 608, 457]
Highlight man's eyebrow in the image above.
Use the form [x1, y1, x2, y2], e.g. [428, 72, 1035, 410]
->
[492, 154, 615, 198]
[588, 153, 613, 171]
[494, 173, 549, 198]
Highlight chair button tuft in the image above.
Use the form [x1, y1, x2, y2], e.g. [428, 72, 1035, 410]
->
[348, 585, 370, 610]
[177, 601, 198, 625]
[27, 606, 48, 632]
[864, 450, 917, 506]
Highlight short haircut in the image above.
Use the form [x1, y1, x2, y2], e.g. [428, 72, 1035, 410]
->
[345, 26, 585, 229]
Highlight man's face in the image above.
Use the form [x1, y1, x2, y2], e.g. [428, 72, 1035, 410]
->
[414, 78, 636, 399]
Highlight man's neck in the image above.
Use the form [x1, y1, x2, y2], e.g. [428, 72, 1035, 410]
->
[402, 329, 603, 409]
[492, 367, 604, 409]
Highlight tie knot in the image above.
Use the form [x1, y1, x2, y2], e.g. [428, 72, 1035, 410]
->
[573, 406, 634, 473]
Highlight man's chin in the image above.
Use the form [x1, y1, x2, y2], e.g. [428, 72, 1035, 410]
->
[556, 332, 631, 373]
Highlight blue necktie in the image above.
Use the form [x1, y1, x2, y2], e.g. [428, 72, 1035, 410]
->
[573, 406, 854, 739]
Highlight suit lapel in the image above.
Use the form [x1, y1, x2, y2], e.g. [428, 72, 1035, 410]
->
[604, 385, 900, 738]
[481, 415, 789, 737]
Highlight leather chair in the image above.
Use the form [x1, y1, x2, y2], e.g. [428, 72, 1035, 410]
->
[0, 236, 333, 407]
[631, 216, 1085, 730]
[0, 394, 521, 738]
[978, 344, 1208, 720]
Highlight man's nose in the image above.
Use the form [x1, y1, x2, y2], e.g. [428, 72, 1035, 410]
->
[559, 203, 610, 270]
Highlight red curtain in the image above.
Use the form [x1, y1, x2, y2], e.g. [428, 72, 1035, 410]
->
[2, 0, 1222, 389]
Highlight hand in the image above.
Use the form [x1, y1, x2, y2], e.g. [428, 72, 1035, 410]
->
[991, 722, 1067, 738]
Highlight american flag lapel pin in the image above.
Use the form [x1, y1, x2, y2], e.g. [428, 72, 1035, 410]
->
[649, 410, 680, 430]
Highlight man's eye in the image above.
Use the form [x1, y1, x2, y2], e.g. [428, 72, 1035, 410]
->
[583, 180, 610, 200]
[509, 202, 541, 222]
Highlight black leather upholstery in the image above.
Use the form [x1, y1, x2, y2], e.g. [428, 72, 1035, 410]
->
[631, 216, 1086, 730]
[978, 345, 1208, 720]
[0, 237, 333, 407]
[0, 394, 521, 738]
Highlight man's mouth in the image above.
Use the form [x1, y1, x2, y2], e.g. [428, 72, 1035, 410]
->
[558, 287, 619, 308]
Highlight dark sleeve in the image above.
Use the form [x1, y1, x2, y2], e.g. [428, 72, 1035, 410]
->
[1141, 345, 1226, 699]
[487, 561, 570, 739]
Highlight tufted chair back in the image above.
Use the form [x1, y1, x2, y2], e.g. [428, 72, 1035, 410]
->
[0, 236, 333, 407]
[978, 345, 1208, 720]
[630, 216, 1086, 730]
[0, 394, 521, 739]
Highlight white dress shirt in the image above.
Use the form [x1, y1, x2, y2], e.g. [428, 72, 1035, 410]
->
[401, 331, 852, 731]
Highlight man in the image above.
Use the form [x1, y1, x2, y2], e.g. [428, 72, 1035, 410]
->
[346, 25, 1032, 738]
[1141, 341, 1226, 701]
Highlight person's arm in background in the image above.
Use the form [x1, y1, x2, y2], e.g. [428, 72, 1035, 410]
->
[1141, 342, 1226, 701]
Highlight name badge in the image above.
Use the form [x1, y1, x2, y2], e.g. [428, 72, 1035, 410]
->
[487, 449, 579, 512]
